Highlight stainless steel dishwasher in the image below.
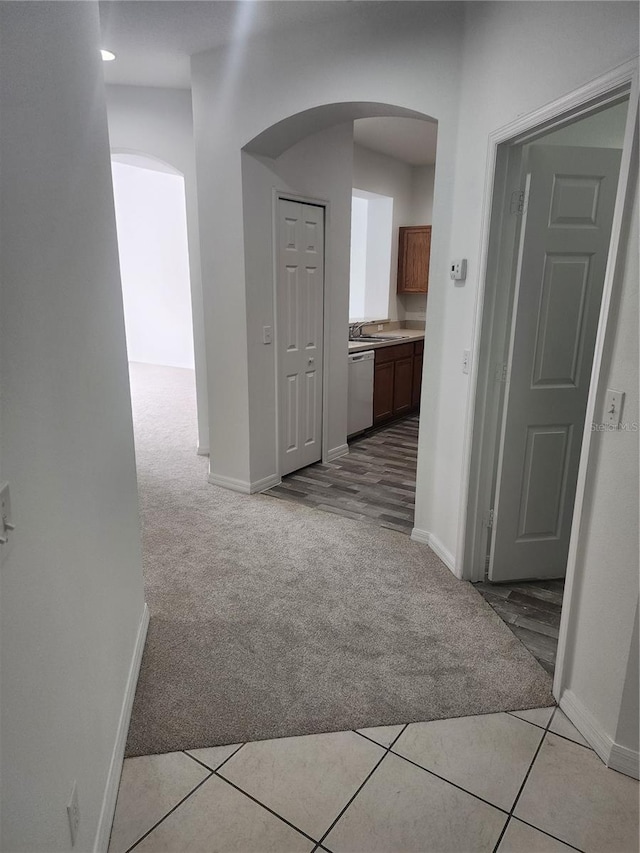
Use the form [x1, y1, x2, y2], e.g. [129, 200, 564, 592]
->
[347, 350, 374, 436]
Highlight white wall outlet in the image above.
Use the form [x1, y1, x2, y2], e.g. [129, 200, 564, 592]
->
[262, 325, 272, 345]
[67, 781, 80, 847]
[450, 259, 468, 281]
[0, 482, 14, 565]
[377, 324, 384, 331]
[462, 349, 471, 375]
[605, 388, 624, 427]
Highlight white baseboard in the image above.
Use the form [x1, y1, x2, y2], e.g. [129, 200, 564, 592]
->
[559, 689, 639, 779]
[609, 742, 640, 780]
[559, 689, 612, 764]
[207, 472, 280, 494]
[250, 473, 281, 493]
[410, 527, 430, 546]
[411, 528, 458, 577]
[326, 443, 349, 462]
[94, 603, 150, 853]
[208, 472, 251, 493]
[197, 444, 209, 457]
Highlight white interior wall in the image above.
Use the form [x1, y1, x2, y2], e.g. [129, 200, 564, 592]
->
[448, 2, 638, 768]
[411, 164, 436, 224]
[349, 195, 368, 319]
[192, 2, 465, 490]
[560, 171, 639, 763]
[105, 85, 209, 453]
[421, 0, 638, 568]
[0, 4, 145, 850]
[112, 160, 195, 369]
[192, 0, 636, 519]
[615, 604, 639, 755]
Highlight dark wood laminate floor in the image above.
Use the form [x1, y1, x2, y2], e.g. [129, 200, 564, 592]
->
[265, 415, 419, 534]
[474, 579, 565, 675]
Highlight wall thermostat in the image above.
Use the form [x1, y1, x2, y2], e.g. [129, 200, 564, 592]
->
[450, 259, 467, 281]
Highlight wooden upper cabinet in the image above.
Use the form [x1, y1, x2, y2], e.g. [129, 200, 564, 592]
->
[397, 226, 431, 294]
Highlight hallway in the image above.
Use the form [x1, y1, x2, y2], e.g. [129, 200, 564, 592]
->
[125, 364, 551, 758]
[106, 365, 638, 852]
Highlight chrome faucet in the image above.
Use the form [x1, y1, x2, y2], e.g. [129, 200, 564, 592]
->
[349, 321, 369, 339]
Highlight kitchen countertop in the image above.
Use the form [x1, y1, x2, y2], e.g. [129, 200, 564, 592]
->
[348, 329, 425, 353]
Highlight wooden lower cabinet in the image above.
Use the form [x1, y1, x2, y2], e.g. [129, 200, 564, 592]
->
[412, 340, 424, 408]
[393, 357, 414, 415]
[373, 361, 394, 423]
[373, 340, 424, 426]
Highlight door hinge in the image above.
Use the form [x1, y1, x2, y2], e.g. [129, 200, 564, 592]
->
[495, 362, 508, 383]
[484, 508, 495, 528]
[510, 189, 527, 216]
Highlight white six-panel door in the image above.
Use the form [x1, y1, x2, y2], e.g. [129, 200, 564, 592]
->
[277, 199, 325, 476]
[489, 145, 622, 582]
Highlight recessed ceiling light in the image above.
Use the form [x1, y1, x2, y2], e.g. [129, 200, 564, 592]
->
[100, 49, 116, 62]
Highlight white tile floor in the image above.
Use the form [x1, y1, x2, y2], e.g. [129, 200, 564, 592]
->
[109, 707, 639, 853]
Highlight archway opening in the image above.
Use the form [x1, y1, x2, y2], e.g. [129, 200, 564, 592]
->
[110, 151, 195, 371]
[241, 102, 438, 536]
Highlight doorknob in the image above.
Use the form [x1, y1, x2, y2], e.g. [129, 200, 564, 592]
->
[308, 357, 315, 364]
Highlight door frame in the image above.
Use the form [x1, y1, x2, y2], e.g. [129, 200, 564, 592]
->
[272, 190, 330, 477]
[455, 58, 638, 686]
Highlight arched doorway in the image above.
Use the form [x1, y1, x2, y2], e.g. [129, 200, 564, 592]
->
[110, 151, 195, 372]
[230, 102, 439, 526]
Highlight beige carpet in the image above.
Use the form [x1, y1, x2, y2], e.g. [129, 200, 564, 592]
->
[125, 363, 553, 757]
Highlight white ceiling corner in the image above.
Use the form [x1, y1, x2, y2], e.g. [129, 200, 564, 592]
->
[353, 117, 438, 166]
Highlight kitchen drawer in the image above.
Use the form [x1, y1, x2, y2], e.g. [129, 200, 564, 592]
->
[375, 342, 415, 364]
[414, 339, 424, 356]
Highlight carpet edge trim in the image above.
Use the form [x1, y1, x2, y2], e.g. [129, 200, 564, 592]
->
[93, 602, 150, 853]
